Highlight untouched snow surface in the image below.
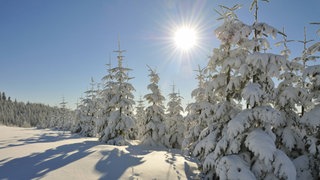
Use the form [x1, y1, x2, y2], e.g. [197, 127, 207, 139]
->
[0, 126, 200, 180]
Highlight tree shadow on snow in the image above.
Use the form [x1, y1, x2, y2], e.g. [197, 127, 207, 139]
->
[0, 131, 81, 149]
[0, 140, 98, 180]
[95, 145, 146, 180]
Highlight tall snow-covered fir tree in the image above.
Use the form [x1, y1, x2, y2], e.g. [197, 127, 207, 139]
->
[78, 78, 100, 137]
[272, 28, 316, 179]
[99, 42, 136, 145]
[96, 60, 114, 137]
[292, 27, 317, 117]
[191, 2, 300, 179]
[182, 65, 210, 155]
[141, 66, 166, 147]
[299, 24, 320, 179]
[164, 83, 185, 149]
[272, 25, 320, 179]
[72, 100, 82, 133]
[51, 97, 73, 130]
[134, 96, 146, 140]
[191, 4, 244, 176]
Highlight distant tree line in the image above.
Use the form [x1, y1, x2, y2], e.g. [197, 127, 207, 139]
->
[0, 91, 76, 130]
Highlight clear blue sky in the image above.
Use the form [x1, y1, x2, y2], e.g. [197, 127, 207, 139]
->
[0, 0, 319, 109]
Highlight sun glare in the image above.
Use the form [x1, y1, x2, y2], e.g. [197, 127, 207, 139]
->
[174, 27, 197, 51]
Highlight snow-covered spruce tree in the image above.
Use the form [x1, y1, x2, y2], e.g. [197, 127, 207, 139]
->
[191, 4, 244, 176]
[59, 97, 67, 129]
[96, 60, 115, 137]
[164, 83, 185, 149]
[141, 66, 166, 147]
[292, 27, 318, 117]
[274, 25, 320, 179]
[134, 96, 146, 140]
[272, 28, 315, 179]
[182, 65, 210, 154]
[299, 24, 320, 179]
[193, 2, 298, 179]
[99, 43, 136, 145]
[78, 78, 100, 137]
[48, 106, 60, 128]
[54, 97, 73, 130]
[71, 100, 82, 133]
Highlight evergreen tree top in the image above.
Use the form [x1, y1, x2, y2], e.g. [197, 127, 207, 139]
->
[113, 40, 126, 68]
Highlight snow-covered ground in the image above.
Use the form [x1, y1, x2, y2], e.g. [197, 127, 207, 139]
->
[0, 126, 200, 180]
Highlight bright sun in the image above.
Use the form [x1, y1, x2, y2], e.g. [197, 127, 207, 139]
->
[174, 27, 197, 51]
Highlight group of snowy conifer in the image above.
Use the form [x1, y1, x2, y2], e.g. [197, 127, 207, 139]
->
[74, 43, 186, 148]
[1, 0, 319, 179]
[181, 1, 320, 179]
[75, 45, 136, 145]
[66, 1, 320, 178]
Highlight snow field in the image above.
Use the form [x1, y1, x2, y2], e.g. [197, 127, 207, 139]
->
[0, 126, 200, 180]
